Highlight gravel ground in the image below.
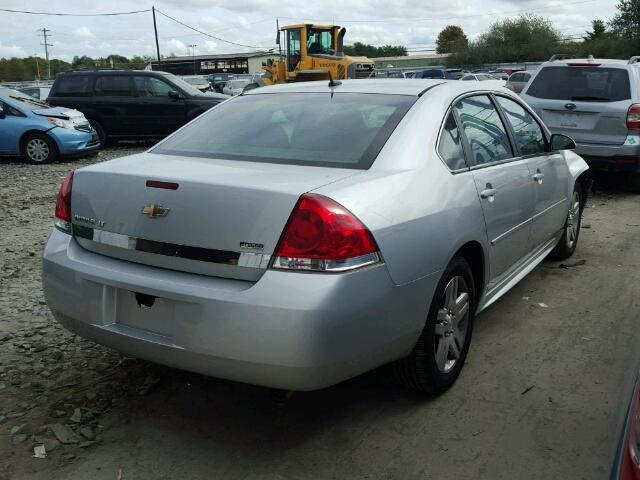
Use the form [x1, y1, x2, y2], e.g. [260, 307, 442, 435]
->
[0, 149, 639, 480]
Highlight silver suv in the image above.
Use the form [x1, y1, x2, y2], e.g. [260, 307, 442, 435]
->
[521, 57, 640, 189]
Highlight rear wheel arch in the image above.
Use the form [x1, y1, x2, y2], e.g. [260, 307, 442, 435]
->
[452, 241, 485, 307]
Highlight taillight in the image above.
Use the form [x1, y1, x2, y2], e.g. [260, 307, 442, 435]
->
[628, 104, 640, 131]
[272, 194, 380, 272]
[620, 381, 640, 480]
[54, 170, 74, 233]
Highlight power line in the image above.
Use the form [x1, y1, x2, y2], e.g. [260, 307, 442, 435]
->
[0, 7, 150, 16]
[154, 9, 268, 50]
[278, 0, 603, 24]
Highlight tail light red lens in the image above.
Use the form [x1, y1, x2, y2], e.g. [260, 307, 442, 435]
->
[272, 194, 380, 272]
[54, 170, 74, 233]
[620, 381, 640, 480]
[628, 104, 640, 131]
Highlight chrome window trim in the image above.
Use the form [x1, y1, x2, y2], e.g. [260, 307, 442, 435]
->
[448, 91, 518, 171]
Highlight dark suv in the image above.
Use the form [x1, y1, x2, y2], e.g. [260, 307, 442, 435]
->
[48, 70, 228, 146]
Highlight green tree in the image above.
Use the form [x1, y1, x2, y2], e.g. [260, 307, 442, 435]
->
[610, 0, 640, 39]
[584, 19, 607, 41]
[447, 15, 560, 66]
[436, 25, 468, 54]
[344, 42, 407, 57]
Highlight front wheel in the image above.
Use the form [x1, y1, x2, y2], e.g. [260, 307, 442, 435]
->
[88, 119, 107, 149]
[22, 133, 57, 164]
[393, 256, 475, 394]
[549, 184, 583, 260]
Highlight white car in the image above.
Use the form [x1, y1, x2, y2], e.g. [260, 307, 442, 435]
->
[223, 79, 251, 96]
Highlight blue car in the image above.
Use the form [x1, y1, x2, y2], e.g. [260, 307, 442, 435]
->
[0, 87, 99, 164]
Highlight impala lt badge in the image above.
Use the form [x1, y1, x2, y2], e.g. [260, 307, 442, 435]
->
[141, 204, 170, 218]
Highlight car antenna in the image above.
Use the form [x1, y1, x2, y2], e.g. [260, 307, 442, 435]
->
[328, 71, 342, 88]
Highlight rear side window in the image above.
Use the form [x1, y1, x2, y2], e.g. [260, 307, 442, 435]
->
[438, 112, 466, 170]
[54, 75, 91, 97]
[455, 95, 513, 165]
[152, 93, 416, 169]
[510, 73, 523, 82]
[527, 66, 631, 102]
[495, 96, 547, 155]
[94, 76, 133, 96]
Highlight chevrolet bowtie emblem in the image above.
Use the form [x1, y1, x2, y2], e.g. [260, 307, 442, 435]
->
[141, 204, 170, 218]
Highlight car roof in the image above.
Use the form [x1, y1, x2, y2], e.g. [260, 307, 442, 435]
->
[543, 58, 633, 68]
[244, 79, 516, 97]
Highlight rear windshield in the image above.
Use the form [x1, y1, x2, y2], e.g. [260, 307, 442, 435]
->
[527, 66, 631, 102]
[152, 92, 416, 169]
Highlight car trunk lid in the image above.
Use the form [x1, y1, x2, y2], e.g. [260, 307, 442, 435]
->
[70, 152, 360, 281]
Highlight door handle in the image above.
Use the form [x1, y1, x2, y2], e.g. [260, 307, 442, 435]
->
[533, 171, 544, 184]
[480, 184, 497, 202]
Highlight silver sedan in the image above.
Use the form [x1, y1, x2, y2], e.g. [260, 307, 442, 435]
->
[42, 79, 589, 393]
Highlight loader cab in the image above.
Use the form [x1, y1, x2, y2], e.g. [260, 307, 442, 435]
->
[282, 24, 345, 72]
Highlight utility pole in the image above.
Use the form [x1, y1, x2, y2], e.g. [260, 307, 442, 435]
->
[39, 28, 53, 80]
[189, 44, 197, 74]
[152, 6, 161, 69]
[33, 54, 41, 81]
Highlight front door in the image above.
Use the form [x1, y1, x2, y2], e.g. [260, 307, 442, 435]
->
[0, 101, 23, 154]
[454, 94, 535, 284]
[494, 95, 570, 250]
[286, 29, 301, 73]
[133, 76, 186, 136]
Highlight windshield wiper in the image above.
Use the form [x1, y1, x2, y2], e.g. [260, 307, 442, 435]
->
[9, 95, 46, 107]
[570, 95, 611, 102]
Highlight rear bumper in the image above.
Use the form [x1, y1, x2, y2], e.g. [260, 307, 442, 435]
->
[576, 141, 640, 173]
[42, 230, 435, 390]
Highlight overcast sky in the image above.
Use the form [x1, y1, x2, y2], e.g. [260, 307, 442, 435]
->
[0, 0, 619, 61]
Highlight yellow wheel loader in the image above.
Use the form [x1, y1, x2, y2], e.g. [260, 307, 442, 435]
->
[258, 24, 375, 85]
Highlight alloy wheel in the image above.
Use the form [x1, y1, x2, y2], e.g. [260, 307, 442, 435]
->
[434, 276, 470, 373]
[26, 138, 50, 163]
[565, 191, 581, 249]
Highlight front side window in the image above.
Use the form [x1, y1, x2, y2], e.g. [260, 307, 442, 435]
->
[526, 66, 631, 101]
[307, 29, 334, 54]
[455, 95, 513, 165]
[438, 112, 466, 170]
[287, 29, 301, 72]
[134, 76, 173, 97]
[495, 96, 547, 156]
[152, 93, 416, 169]
[0, 100, 23, 117]
[94, 76, 132, 96]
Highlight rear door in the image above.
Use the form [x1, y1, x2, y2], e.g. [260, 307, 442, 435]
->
[455, 94, 535, 284]
[92, 75, 136, 136]
[132, 75, 186, 136]
[523, 65, 632, 145]
[494, 95, 569, 250]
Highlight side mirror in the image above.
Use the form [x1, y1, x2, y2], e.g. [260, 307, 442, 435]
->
[168, 90, 181, 100]
[550, 133, 576, 151]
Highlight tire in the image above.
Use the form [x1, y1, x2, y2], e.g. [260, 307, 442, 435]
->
[549, 184, 583, 260]
[629, 173, 640, 193]
[394, 256, 476, 394]
[21, 133, 57, 164]
[88, 119, 107, 149]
